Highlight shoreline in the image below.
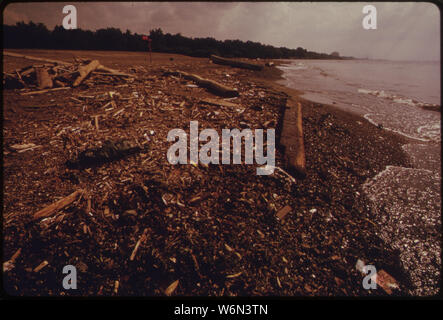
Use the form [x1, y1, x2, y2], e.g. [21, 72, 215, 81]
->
[2, 50, 425, 296]
[268, 60, 441, 296]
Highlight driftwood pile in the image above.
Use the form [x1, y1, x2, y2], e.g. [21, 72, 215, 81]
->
[210, 55, 264, 71]
[3, 51, 407, 296]
[3, 52, 135, 94]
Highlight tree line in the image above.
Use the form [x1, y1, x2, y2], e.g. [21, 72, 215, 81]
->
[3, 22, 347, 59]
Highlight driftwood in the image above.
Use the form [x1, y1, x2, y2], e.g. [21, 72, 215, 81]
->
[165, 280, 179, 296]
[19, 87, 71, 96]
[113, 280, 119, 294]
[66, 140, 142, 169]
[210, 55, 264, 71]
[130, 228, 148, 261]
[276, 205, 292, 220]
[95, 65, 135, 78]
[15, 70, 27, 87]
[9, 143, 41, 153]
[93, 115, 100, 131]
[200, 98, 239, 108]
[4, 52, 135, 91]
[73, 60, 100, 87]
[33, 189, 84, 221]
[280, 101, 306, 178]
[3, 51, 72, 66]
[35, 67, 53, 89]
[33, 260, 49, 272]
[164, 70, 238, 97]
[375, 269, 400, 294]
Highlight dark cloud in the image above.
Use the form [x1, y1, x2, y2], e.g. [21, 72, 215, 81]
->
[3, 2, 439, 60]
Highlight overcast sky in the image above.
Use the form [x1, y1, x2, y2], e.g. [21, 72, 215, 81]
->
[3, 2, 440, 61]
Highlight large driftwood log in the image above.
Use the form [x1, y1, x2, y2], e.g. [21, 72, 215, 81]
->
[3, 51, 72, 66]
[73, 60, 100, 87]
[164, 70, 238, 97]
[33, 190, 84, 220]
[210, 55, 264, 71]
[280, 101, 306, 178]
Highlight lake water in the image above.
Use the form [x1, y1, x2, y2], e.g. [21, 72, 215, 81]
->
[278, 59, 441, 295]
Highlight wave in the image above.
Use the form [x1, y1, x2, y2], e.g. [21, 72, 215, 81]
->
[277, 62, 308, 71]
[363, 113, 441, 142]
[358, 88, 439, 109]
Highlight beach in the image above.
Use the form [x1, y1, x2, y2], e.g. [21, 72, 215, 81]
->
[278, 59, 441, 296]
[2, 50, 432, 296]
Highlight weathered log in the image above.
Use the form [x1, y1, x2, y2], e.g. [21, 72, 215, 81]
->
[19, 87, 71, 96]
[66, 140, 142, 169]
[199, 98, 239, 108]
[73, 60, 100, 87]
[280, 101, 306, 178]
[164, 70, 238, 97]
[96, 65, 136, 78]
[210, 55, 264, 71]
[33, 190, 84, 220]
[3, 51, 72, 66]
[35, 67, 53, 89]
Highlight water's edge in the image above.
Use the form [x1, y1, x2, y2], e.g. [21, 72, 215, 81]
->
[277, 60, 441, 296]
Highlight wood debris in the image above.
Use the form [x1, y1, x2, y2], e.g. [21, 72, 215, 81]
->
[165, 280, 179, 296]
[129, 228, 148, 261]
[4, 52, 135, 91]
[373, 270, 400, 294]
[3, 50, 412, 297]
[33, 260, 49, 272]
[200, 97, 239, 108]
[33, 190, 84, 221]
[276, 205, 292, 220]
[210, 55, 264, 71]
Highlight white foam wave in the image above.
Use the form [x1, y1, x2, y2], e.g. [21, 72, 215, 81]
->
[417, 123, 441, 141]
[278, 62, 308, 71]
[358, 88, 439, 109]
[363, 113, 433, 142]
